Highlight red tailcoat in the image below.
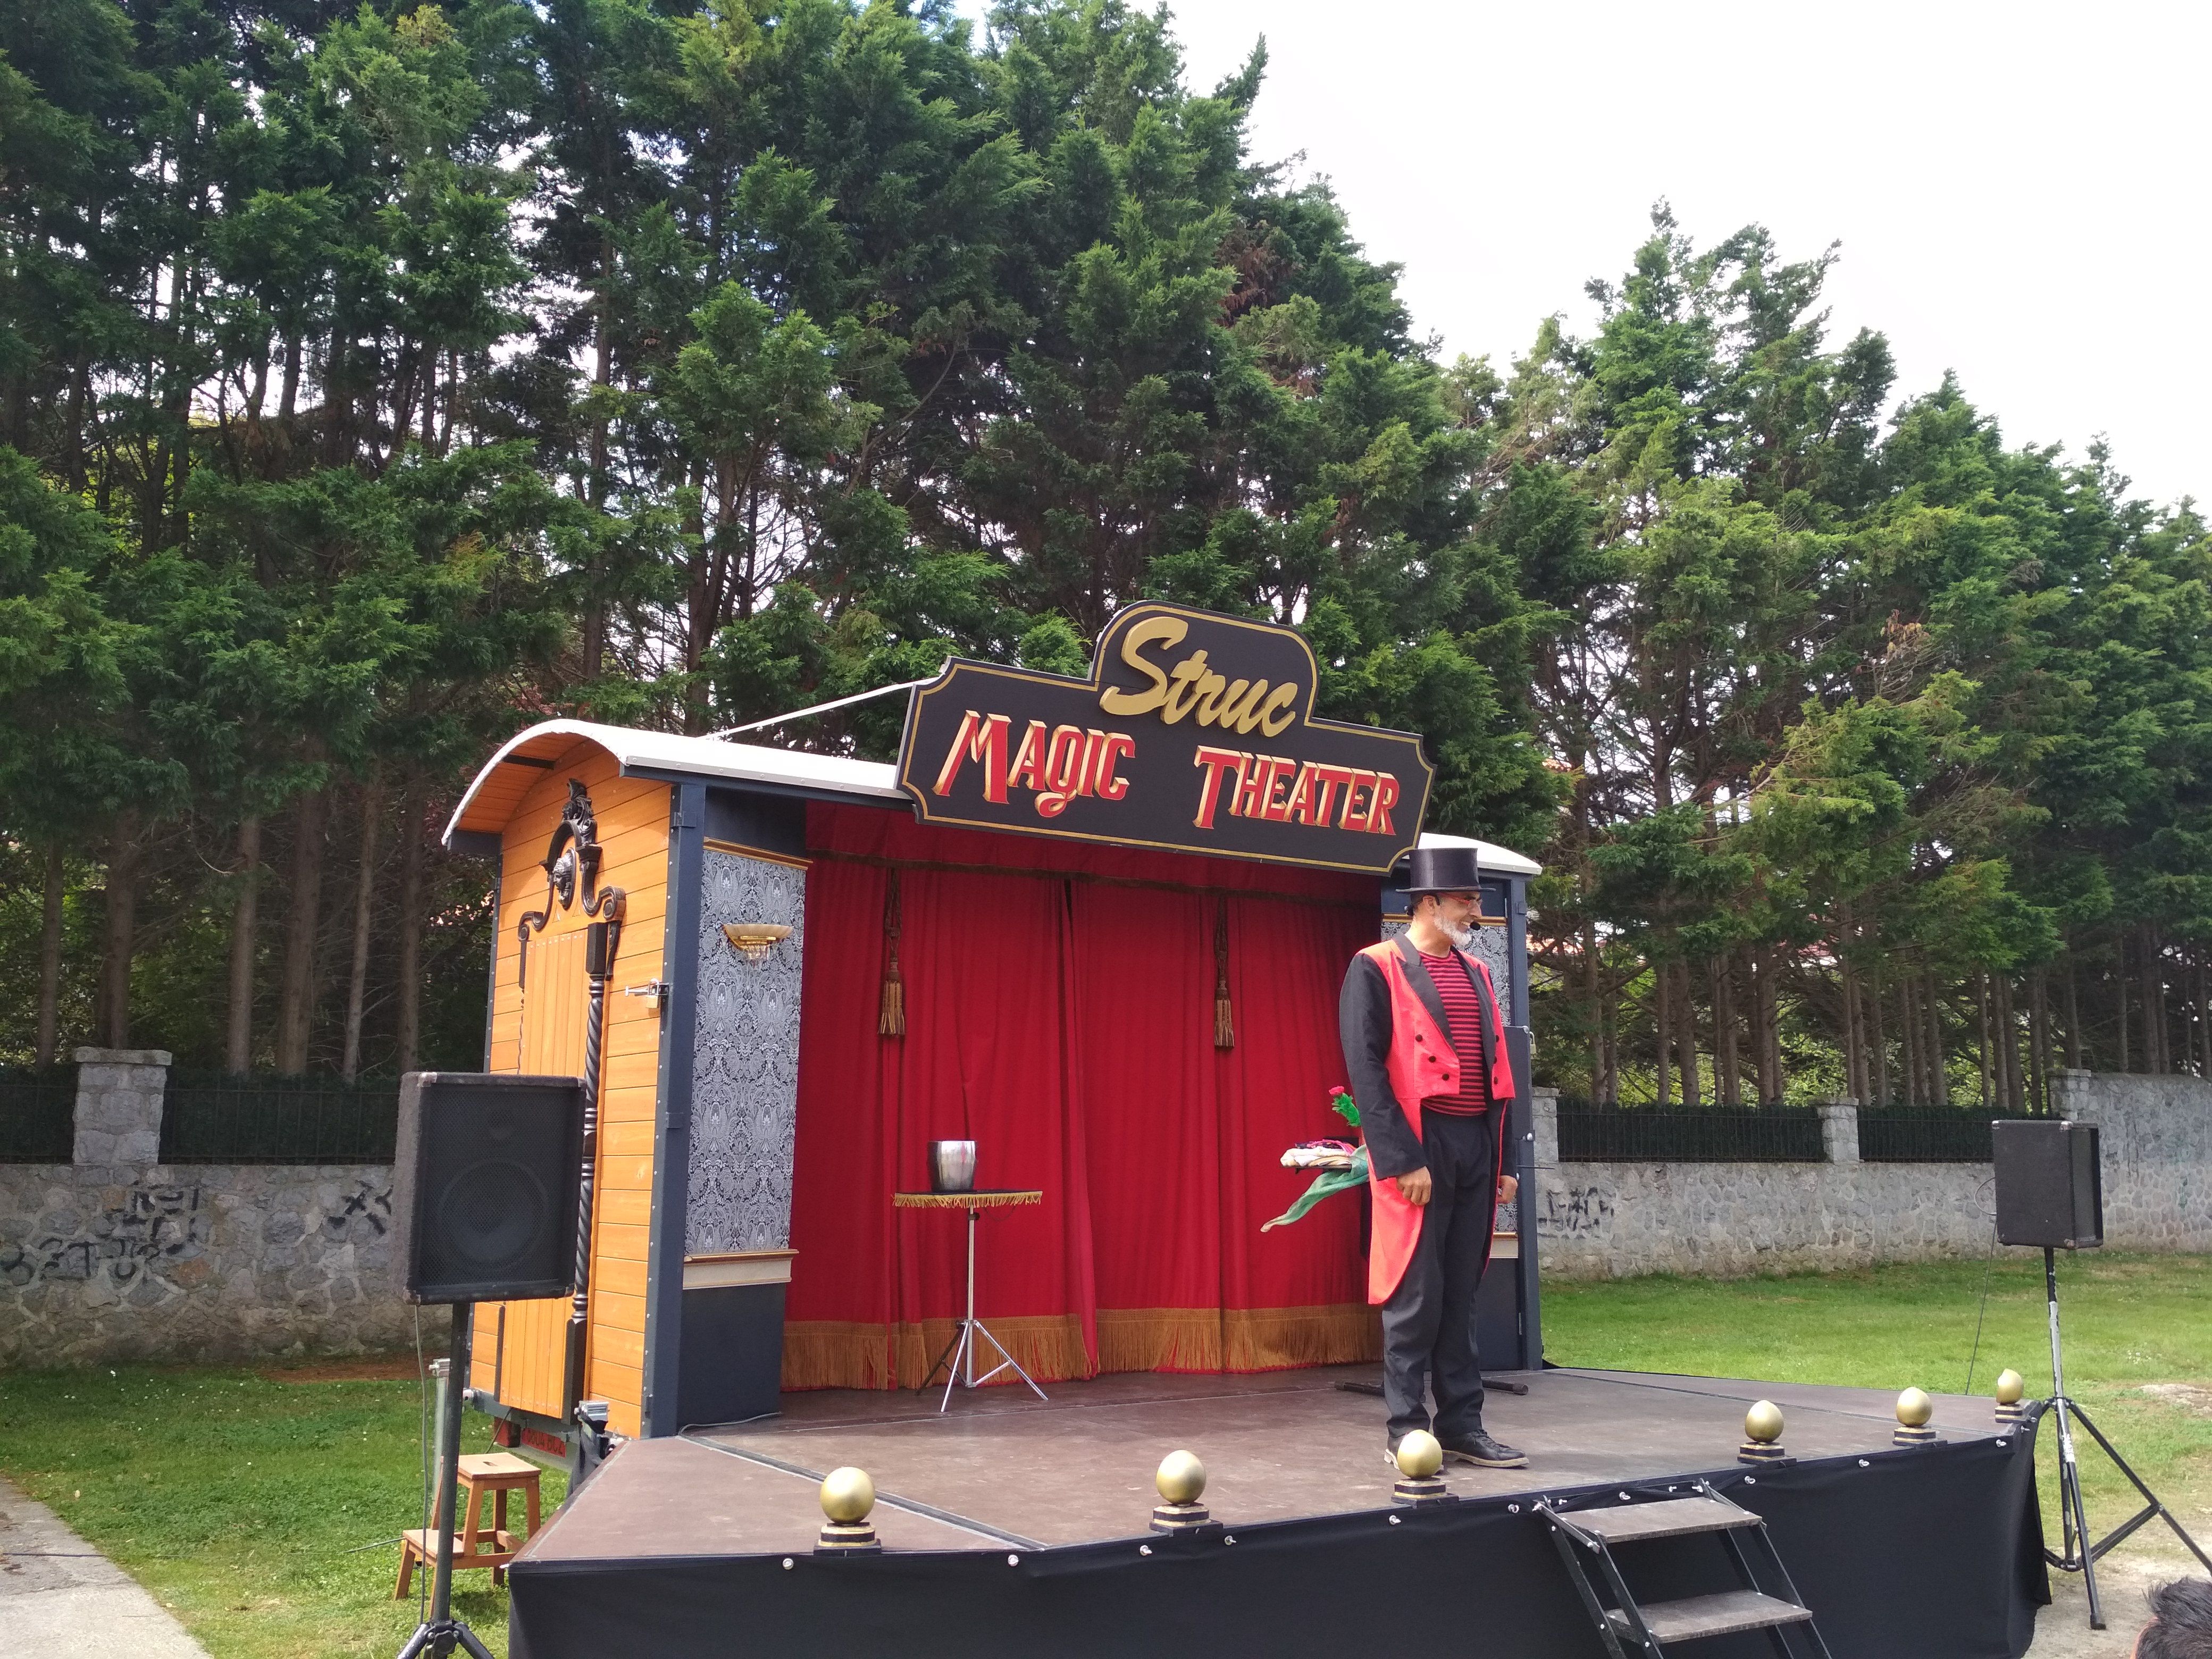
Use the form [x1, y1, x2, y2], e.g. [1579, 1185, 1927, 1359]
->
[1344, 937, 1516, 1303]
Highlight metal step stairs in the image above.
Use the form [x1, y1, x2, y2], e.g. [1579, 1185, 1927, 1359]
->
[1537, 1482, 1833, 1658]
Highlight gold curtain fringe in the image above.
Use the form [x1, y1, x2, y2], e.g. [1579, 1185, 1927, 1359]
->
[1213, 895, 1234, 1050]
[782, 1316, 1095, 1393]
[781, 1306, 1379, 1392]
[1093, 1304, 1381, 1376]
[1097, 1308, 1227, 1373]
[878, 869, 906, 1037]
[1224, 1304, 1381, 1370]
[781, 1322, 900, 1393]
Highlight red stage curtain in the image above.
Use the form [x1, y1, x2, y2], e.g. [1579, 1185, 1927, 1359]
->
[1068, 882, 1224, 1371]
[1214, 894, 1378, 1365]
[785, 859, 1094, 1389]
[784, 804, 1380, 1390]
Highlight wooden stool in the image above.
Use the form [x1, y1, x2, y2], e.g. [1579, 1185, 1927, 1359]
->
[395, 1452, 543, 1596]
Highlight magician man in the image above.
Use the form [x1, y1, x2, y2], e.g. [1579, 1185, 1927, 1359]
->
[1338, 845, 1526, 1469]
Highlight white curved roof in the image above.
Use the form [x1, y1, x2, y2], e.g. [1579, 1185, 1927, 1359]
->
[1414, 831, 1541, 879]
[446, 718, 1542, 876]
[443, 719, 904, 843]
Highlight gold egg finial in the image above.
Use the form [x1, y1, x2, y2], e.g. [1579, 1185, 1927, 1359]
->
[1390, 1430, 1451, 1506]
[1150, 1451, 1211, 1532]
[1892, 1387, 1940, 1447]
[819, 1465, 876, 1524]
[1394, 1430, 1445, 1479]
[1739, 1400, 1788, 1463]
[1154, 1450, 1206, 1506]
[815, 1466, 881, 1553]
[1995, 1370, 2025, 1406]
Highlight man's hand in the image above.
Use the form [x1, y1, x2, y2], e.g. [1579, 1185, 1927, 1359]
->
[1395, 1168, 1433, 1206]
[1496, 1174, 1519, 1206]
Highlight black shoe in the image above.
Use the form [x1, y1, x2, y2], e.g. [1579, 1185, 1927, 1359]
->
[1439, 1430, 1527, 1468]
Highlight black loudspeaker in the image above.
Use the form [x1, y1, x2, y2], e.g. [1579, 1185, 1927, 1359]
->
[393, 1073, 586, 1303]
[1993, 1119, 2103, 1249]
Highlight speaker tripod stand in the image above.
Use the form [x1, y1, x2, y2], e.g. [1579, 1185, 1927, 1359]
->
[2037, 1247, 2211, 1630]
[398, 1303, 497, 1659]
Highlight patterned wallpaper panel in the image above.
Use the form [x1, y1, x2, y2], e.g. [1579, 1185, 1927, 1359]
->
[685, 849, 806, 1258]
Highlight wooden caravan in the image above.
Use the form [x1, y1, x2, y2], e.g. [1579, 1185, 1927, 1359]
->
[445, 610, 1544, 1451]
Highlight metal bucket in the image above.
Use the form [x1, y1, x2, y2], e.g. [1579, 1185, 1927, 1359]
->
[928, 1139, 977, 1194]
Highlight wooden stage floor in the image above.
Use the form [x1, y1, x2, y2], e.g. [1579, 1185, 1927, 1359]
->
[520, 1364, 2019, 1562]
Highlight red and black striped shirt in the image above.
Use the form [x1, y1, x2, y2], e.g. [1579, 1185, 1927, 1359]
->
[1415, 949, 1491, 1116]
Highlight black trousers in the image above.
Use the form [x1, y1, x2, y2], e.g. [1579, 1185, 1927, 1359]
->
[1379, 1109, 1497, 1443]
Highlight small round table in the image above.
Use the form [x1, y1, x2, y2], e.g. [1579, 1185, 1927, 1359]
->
[893, 1189, 1047, 1412]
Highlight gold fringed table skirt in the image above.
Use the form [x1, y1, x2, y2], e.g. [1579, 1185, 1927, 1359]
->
[890, 1189, 1044, 1210]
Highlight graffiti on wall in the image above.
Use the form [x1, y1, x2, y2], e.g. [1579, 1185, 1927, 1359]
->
[322, 1179, 391, 1241]
[0, 1186, 207, 1286]
[1538, 1184, 1616, 1238]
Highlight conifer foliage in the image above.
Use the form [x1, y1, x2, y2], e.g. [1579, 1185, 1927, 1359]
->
[0, 2, 2205, 1101]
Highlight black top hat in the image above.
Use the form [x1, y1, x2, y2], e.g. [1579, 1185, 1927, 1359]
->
[1401, 844, 1484, 895]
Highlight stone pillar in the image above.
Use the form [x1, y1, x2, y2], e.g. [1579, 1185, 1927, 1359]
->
[71, 1047, 172, 1168]
[2051, 1068, 2095, 1125]
[1529, 1086, 1560, 1169]
[1820, 1098, 1861, 1165]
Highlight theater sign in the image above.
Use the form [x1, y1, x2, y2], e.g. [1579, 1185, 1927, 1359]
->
[895, 602, 1434, 876]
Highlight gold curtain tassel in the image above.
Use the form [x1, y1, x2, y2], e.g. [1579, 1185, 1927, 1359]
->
[879, 870, 906, 1037]
[1213, 896, 1234, 1050]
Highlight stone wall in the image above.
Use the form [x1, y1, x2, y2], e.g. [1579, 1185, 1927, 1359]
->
[0, 1049, 407, 1368]
[2051, 1070, 2212, 1252]
[1532, 1071, 2212, 1279]
[0, 1161, 405, 1366]
[5, 1054, 2204, 1362]
[1532, 1157, 1995, 1279]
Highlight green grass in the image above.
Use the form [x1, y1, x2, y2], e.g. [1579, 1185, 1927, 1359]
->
[1544, 1250, 2212, 1553]
[0, 1354, 565, 1659]
[2, 1255, 2205, 1656]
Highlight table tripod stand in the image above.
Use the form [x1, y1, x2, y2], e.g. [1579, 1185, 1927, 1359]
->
[896, 1189, 1049, 1413]
[2037, 1246, 2212, 1630]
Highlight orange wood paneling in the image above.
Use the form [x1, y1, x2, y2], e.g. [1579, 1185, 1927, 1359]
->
[592, 1289, 647, 1334]
[603, 1050, 662, 1092]
[594, 1256, 649, 1298]
[470, 742, 672, 1432]
[592, 1220, 650, 1264]
[597, 1188, 652, 1229]
[593, 1325, 646, 1370]
[601, 1120, 654, 1158]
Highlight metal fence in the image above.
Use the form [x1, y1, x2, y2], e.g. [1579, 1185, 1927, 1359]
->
[159, 1073, 401, 1164]
[0, 1067, 76, 1162]
[1856, 1104, 2041, 1163]
[1554, 1099, 1825, 1162]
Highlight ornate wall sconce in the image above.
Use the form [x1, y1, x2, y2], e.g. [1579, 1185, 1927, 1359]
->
[723, 923, 793, 962]
[517, 780, 624, 990]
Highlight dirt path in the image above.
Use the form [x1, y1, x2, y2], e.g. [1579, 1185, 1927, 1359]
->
[0, 1473, 210, 1658]
[2024, 1551, 2207, 1658]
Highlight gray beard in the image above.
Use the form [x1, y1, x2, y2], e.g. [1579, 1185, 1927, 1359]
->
[1439, 919, 1474, 951]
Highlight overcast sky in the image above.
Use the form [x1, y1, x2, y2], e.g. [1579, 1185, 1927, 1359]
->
[970, 1, 2208, 507]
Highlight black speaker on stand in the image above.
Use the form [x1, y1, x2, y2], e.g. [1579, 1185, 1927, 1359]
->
[391, 1073, 586, 1659]
[1991, 1119, 2209, 1631]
